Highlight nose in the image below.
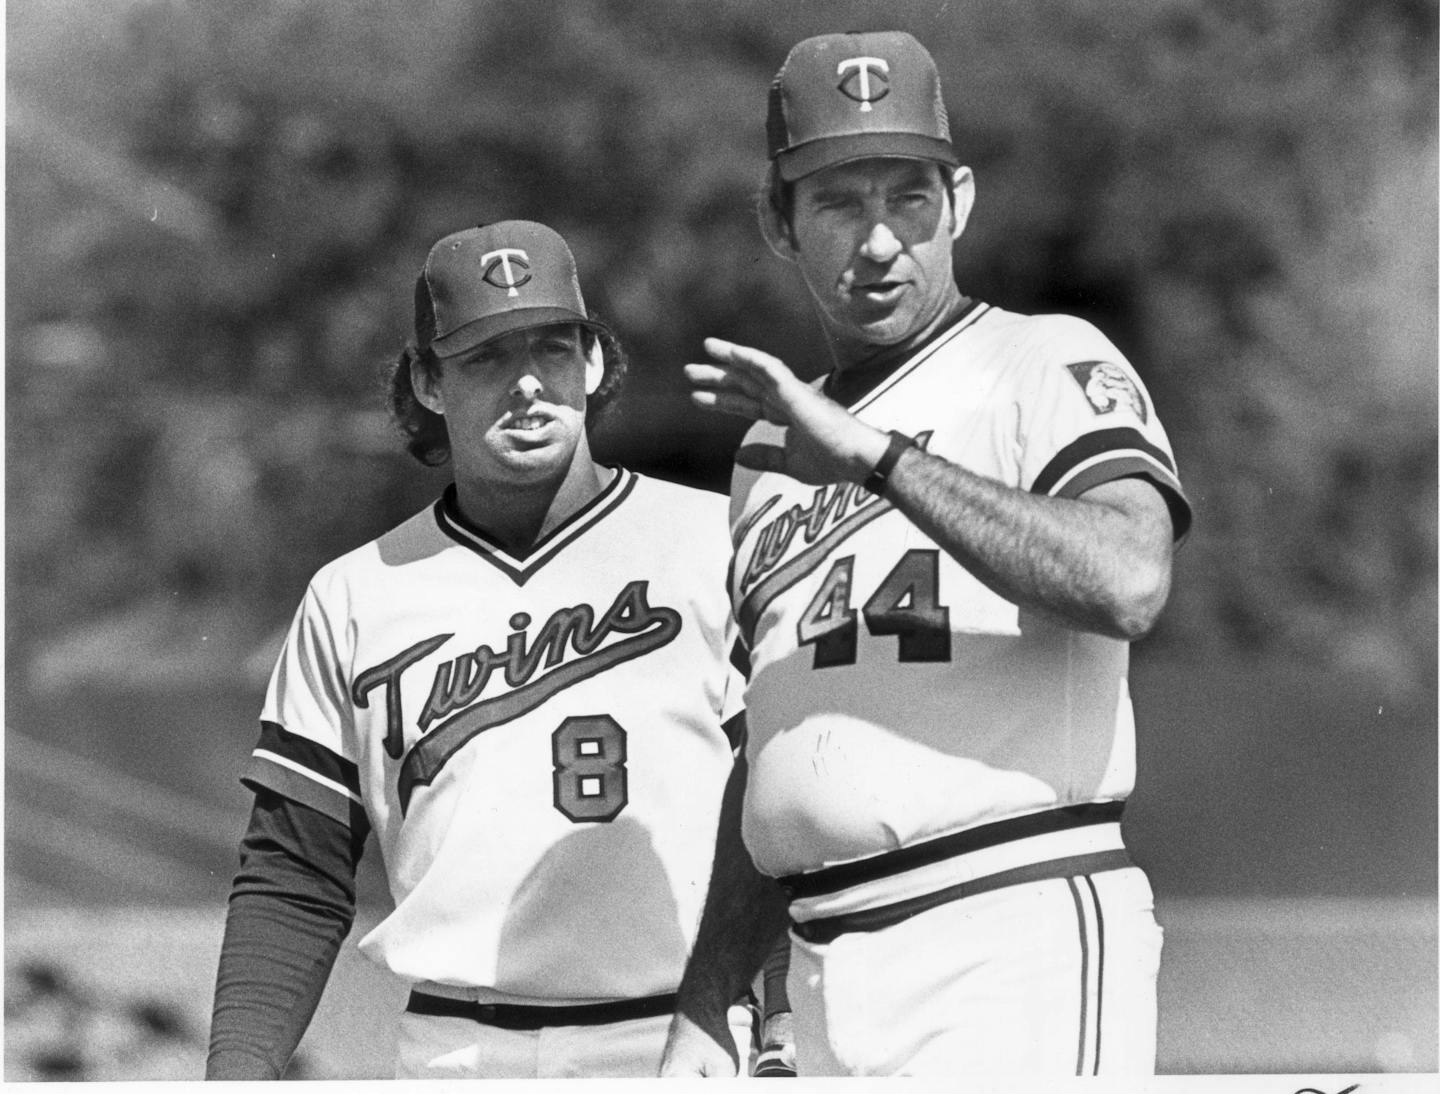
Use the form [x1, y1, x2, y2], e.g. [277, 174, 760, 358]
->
[512, 374, 543, 401]
[858, 219, 903, 263]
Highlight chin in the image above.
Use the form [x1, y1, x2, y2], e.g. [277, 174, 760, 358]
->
[502, 450, 568, 477]
[852, 316, 915, 347]
[510, 440, 588, 478]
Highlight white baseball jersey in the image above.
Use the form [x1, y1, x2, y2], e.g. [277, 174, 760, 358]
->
[244, 469, 743, 1004]
[732, 302, 1189, 884]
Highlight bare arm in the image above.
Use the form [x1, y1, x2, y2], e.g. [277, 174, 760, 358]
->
[687, 338, 1175, 640]
[660, 754, 790, 1076]
[883, 451, 1172, 639]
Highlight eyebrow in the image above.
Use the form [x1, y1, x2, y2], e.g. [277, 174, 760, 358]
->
[888, 166, 942, 191]
[808, 167, 938, 203]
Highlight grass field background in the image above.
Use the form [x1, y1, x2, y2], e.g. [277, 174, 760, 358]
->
[5, 652, 1436, 1080]
[4, 896, 1436, 1080]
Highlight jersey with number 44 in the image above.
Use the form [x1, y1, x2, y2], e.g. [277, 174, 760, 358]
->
[244, 469, 742, 1002]
[732, 303, 1191, 879]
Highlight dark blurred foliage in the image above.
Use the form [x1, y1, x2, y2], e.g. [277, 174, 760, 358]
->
[6, 0, 1436, 699]
[4, 960, 213, 1081]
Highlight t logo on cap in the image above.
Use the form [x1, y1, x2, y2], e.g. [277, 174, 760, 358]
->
[481, 248, 532, 297]
[413, 221, 610, 359]
[766, 31, 959, 183]
[837, 57, 890, 111]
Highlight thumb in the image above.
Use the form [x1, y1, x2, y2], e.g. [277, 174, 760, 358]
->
[735, 443, 787, 473]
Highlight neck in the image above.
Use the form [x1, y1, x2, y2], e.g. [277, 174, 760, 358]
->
[828, 286, 971, 377]
[452, 450, 612, 556]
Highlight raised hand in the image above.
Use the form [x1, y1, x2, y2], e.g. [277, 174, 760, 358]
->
[685, 338, 889, 485]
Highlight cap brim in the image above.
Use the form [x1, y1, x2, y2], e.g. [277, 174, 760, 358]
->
[430, 308, 609, 358]
[776, 133, 959, 182]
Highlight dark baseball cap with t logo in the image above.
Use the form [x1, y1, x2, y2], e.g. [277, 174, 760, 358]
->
[767, 31, 959, 182]
[414, 221, 608, 358]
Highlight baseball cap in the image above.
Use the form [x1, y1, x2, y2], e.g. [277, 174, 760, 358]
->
[767, 31, 959, 182]
[414, 220, 608, 358]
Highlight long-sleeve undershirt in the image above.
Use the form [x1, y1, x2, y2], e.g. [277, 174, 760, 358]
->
[206, 789, 369, 1080]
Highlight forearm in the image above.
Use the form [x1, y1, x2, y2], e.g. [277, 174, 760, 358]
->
[883, 443, 1173, 639]
[207, 789, 365, 1080]
[675, 761, 790, 1036]
[207, 890, 349, 1079]
[688, 340, 1172, 639]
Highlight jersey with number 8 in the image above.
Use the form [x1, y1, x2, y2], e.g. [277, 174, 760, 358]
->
[244, 469, 742, 1002]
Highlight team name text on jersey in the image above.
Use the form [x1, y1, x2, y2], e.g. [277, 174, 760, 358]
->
[351, 580, 683, 811]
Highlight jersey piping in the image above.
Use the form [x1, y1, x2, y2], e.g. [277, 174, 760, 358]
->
[840, 301, 993, 414]
[837, 304, 1191, 542]
[433, 467, 639, 585]
[823, 299, 990, 410]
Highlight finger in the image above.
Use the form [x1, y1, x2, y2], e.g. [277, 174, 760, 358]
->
[684, 363, 773, 411]
[735, 442, 788, 473]
[683, 362, 761, 395]
[691, 390, 766, 420]
[683, 362, 727, 387]
[703, 338, 794, 383]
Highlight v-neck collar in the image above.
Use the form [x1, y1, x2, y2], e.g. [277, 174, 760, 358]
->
[433, 467, 637, 585]
[823, 299, 990, 411]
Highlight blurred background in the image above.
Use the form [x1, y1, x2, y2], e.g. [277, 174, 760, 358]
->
[5, 0, 1436, 1081]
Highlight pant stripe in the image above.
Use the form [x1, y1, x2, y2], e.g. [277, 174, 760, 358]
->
[1065, 875, 1105, 1070]
[1085, 874, 1107, 1074]
[1066, 875, 1110, 1075]
[1066, 878, 1091, 1075]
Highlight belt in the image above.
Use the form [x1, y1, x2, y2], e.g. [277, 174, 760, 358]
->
[779, 800, 1125, 900]
[406, 990, 677, 1030]
[791, 848, 1134, 943]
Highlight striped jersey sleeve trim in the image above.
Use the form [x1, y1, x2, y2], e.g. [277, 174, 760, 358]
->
[241, 720, 361, 825]
[1031, 427, 1192, 540]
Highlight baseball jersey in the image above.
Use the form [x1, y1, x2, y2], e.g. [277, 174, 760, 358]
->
[732, 302, 1191, 882]
[243, 469, 743, 1003]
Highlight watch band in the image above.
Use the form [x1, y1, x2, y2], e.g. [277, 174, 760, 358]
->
[863, 430, 916, 497]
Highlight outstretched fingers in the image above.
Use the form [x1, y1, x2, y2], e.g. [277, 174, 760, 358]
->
[702, 337, 790, 380]
[683, 362, 760, 398]
[684, 363, 765, 419]
[687, 339, 804, 423]
[691, 389, 768, 418]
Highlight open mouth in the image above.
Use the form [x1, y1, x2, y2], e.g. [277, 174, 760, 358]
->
[500, 409, 559, 441]
[853, 280, 906, 303]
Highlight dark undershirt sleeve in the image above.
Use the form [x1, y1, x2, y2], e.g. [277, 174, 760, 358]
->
[206, 787, 370, 1080]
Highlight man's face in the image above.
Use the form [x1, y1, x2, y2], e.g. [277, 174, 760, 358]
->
[427, 322, 597, 490]
[787, 157, 959, 351]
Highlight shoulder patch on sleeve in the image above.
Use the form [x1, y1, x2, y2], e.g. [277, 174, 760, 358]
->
[1065, 361, 1148, 424]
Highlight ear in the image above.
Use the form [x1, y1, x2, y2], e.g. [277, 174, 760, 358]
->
[584, 337, 605, 396]
[757, 191, 799, 262]
[410, 352, 445, 416]
[949, 166, 976, 241]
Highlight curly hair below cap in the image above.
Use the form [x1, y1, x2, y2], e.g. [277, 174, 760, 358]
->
[385, 320, 628, 468]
